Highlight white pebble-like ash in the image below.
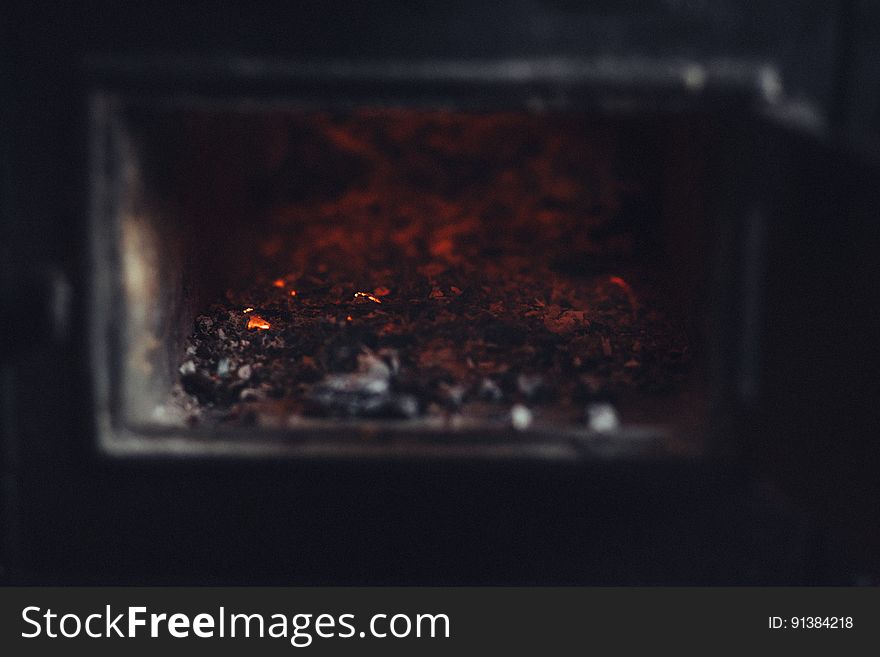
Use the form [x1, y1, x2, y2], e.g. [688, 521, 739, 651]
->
[511, 404, 533, 431]
[587, 402, 620, 433]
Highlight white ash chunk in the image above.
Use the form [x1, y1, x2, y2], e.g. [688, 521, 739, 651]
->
[395, 395, 419, 418]
[516, 373, 546, 400]
[479, 378, 503, 401]
[356, 351, 392, 381]
[322, 372, 390, 395]
[587, 402, 620, 433]
[216, 358, 232, 377]
[510, 404, 533, 431]
[240, 387, 265, 401]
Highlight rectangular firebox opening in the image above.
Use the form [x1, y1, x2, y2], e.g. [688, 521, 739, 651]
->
[91, 97, 717, 456]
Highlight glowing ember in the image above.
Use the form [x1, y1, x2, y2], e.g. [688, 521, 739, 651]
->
[354, 292, 382, 304]
[247, 315, 271, 330]
[289, 290, 297, 297]
[346, 315, 353, 322]
[609, 275, 639, 311]
[272, 278, 285, 288]
[243, 307, 254, 313]
[609, 276, 632, 292]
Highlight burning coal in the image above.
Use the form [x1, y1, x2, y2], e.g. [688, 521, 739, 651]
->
[175, 112, 691, 428]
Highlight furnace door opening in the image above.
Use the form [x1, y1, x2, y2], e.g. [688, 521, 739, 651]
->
[96, 103, 712, 447]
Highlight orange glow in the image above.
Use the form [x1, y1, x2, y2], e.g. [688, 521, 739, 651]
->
[609, 276, 631, 292]
[243, 307, 254, 313]
[247, 315, 271, 330]
[373, 286, 390, 297]
[354, 292, 382, 304]
[289, 290, 297, 297]
[272, 278, 285, 288]
[609, 276, 638, 311]
[346, 315, 353, 322]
